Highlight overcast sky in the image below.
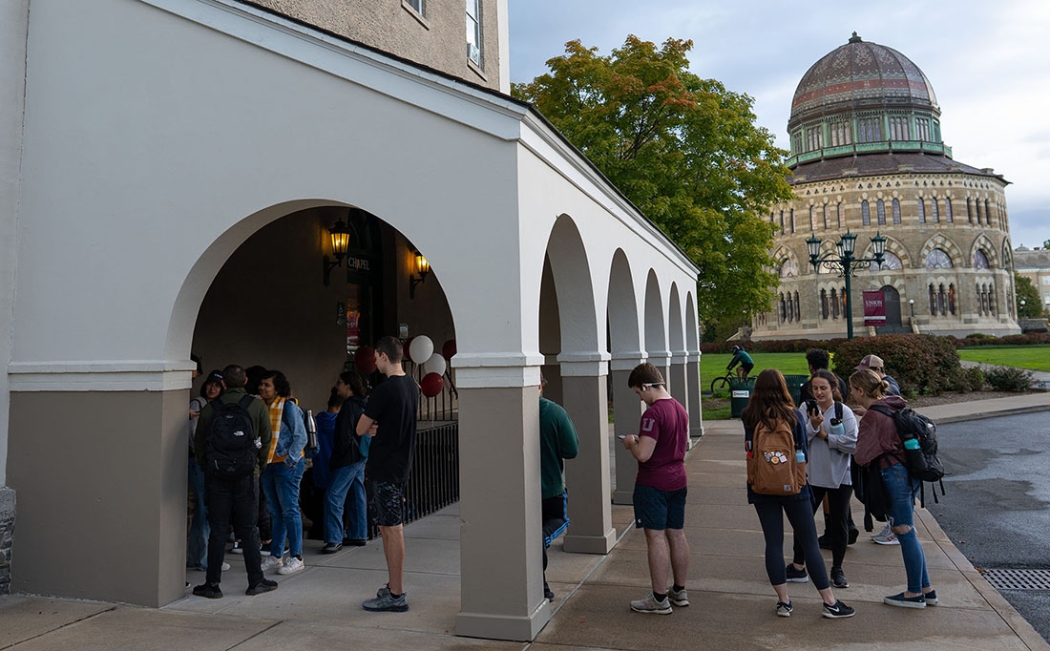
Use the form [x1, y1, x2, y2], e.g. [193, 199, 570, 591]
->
[508, 0, 1050, 250]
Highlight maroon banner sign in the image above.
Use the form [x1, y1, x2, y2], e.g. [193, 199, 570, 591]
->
[863, 290, 886, 326]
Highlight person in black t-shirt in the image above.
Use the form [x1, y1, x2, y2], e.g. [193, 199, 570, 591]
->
[357, 336, 419, 613]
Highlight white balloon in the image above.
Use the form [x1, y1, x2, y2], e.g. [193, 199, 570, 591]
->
[408, 335, 434, 364]
[424, 353, 447, 376]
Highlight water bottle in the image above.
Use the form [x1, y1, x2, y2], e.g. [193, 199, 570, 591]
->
[795, 449, 806, 463]
[305, 409, 318, 451]
[903, 438, 920, 451]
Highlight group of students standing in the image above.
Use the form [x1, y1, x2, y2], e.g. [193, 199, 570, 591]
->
[185, 337, 419, 612]
[742, 350, 936, 619]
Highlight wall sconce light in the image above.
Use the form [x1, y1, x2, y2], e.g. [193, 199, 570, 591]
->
[409, 249, 430, 299]
[323, 218, 351, 286]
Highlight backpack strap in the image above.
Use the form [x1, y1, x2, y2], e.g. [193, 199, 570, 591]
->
[237, 395, 255, 410]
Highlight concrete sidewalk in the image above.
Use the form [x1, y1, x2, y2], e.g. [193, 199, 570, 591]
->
[2, 392, 1049, 650]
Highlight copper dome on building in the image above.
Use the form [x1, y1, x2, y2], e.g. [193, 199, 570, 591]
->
[788, 33, 939, 133]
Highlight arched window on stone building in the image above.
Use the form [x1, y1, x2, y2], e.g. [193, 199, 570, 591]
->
[928, 284, 936, 315]
[976, 199, 983, 225]
[822, 204, 829, 230]
[877, 199, 886, 225]
[871, 251, 903, 271]
[944, 198, 953, 223]
[948, 284, 956, 315]
[938, 284, 947, 315]
[790, 208, 795, 233]
[821, 289, 829, 320]
[836, 203, 843, 229]
[925, 249, 953, 269]
[931, 197, 940, 223]
[831, 288, 840, 319]
[985, 200, 993, 228]
[780, 293, 787, 322]
[892, 198, 901, 224]
[861, 200, 870, 226]
[989, 281, 997, 315]
[779, 210, 785, 232]
[973, 250, 990, 269]
[779, 259, 799, 278]
[794, 291, 801, 322]
[967, 198, 973, 223]
[918, 197, 926, 223]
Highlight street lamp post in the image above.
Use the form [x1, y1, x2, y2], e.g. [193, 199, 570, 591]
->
[1021, 299, 1027, 318]
[909, 299, 915, 318]
[807, 230, 887, 340]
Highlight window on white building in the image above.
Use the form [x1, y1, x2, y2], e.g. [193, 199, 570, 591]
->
[466, 0, 481, 66]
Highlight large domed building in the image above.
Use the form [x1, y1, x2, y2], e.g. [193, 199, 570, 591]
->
[752, 34, 1019, 340]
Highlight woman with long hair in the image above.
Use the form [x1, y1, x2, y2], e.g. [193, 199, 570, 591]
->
[786, 369, 857, 589]
[851, 369, 937, 608]
[743, 369, 855, 619]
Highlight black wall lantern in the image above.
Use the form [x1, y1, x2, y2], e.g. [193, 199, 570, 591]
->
[323, 218, 351, 286]
[409, 249, 430, 299]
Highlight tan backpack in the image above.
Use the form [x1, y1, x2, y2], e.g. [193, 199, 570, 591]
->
[747, 418, 806, 496]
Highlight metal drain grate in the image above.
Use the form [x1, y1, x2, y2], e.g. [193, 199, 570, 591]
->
[983, 569, 1050, 591]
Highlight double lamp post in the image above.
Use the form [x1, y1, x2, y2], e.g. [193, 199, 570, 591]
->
[806, 230, 886, 340]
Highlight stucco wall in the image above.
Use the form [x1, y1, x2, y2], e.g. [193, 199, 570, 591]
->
[245, 0, 503, 90]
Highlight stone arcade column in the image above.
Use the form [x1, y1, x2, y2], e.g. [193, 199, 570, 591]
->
[7, 367, 191, 606]
[559, 353, 616, 554]
[610, 353, 646, 505]
[686, 351, 704, 440]
[668, 349, 689, 421]
[455, 362, 551, 641]
[649, 350, 672, 394]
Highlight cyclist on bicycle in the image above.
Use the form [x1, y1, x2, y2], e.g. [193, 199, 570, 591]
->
[727, 345, 754, 380]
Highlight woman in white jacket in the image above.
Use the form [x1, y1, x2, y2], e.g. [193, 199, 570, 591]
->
[785, 369, 858, 590]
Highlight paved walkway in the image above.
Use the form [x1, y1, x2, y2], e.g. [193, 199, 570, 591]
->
[3, 392, 1050, 651]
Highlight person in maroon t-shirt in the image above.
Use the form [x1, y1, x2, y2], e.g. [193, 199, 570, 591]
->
[620, 363, 691, 615]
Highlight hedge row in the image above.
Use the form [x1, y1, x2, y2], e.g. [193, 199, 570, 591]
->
[701, 332, 1050, 356]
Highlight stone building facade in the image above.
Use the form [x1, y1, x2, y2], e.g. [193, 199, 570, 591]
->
[753, 34, 1019, 340]
[1014, 246, 1050, 311]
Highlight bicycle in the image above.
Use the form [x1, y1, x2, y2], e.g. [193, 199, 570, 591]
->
[709, 371, 752, 394]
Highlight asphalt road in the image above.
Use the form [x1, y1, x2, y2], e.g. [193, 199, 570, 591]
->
[928, 412, 1050, 643]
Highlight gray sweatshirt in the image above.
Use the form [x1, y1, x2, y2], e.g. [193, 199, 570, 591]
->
[804, 401, 858, 488]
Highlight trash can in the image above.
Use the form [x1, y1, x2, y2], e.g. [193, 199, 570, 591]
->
[783, 374, 810, 407]
[729, 377, 756, 418]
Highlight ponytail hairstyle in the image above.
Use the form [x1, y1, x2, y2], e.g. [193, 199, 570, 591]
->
[849, 368, 888, 400]
[741, 368, 798, 433]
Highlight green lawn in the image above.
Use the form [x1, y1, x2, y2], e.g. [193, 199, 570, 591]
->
[957, 345, 1050, 372]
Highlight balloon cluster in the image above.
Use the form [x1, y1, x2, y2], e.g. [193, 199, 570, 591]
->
[405, 336, 456, 398]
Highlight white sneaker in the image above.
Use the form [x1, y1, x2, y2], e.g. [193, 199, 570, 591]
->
[871, 524, 899, 545]
[260, 555, 283, 572]
[277, 556, 304, 575]
[221, 562, 231, 572]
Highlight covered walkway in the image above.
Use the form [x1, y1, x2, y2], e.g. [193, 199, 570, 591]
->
[3, 393, 1049, 650]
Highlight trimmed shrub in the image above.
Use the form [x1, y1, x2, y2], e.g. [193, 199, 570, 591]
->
[831, 334, 961, 396]
[951, 366, 985, 392]
[984, 366, 1034, 392]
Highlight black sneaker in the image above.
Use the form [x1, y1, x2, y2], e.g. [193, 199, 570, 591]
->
[775, 601, 793, 617]
[321, 542, 343, 554]
[831, 567, 849, 589]
[245, 579, 278, 596]
[785, 563, 808, 583]
[818, 534, 832, 550]
[192, 583, 222, 599]
[848, 526, 859, 545]
[343, 538, 367, 547]
[822, 600, 856, 619]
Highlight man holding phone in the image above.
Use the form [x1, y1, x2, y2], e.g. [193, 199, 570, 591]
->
[621, 363, 691, 614]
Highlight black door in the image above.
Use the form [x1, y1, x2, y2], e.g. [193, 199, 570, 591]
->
[876, 286, 906, 334]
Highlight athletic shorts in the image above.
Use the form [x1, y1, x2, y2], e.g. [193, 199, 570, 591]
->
[633, 484, 687, 530]
[741, 363, 754, 374]
[370, 480, 406, 527]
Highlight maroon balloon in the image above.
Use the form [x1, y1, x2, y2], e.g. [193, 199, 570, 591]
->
[355, 346, 376, 374]
[403, 336, 417, 362]
[420, 372, 444, 398]
[441, 338, 457, 361]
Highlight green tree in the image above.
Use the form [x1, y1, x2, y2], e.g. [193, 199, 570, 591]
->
[513, 36, 793, 338]
[1043, 239, 1050, 250]
[1015, 273, 1041, 318]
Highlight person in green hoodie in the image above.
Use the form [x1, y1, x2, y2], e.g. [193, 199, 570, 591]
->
[539, 375, 579, 601]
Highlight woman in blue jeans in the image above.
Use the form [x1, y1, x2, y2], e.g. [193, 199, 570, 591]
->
[258, 370, 308, 576]
[322, 371, 370, 553]
[743, 369, 855, 619]
[852, 369, 938, 608]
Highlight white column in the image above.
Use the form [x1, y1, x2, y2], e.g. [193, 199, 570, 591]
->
[454, 360, 551, 642]
[610, 353, 646, 504]
[559, 353, 616, 555]
[686, 352, 704, 440]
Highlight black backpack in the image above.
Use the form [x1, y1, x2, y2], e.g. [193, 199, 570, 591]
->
[870, 405, 945, 504]
[205, 395, 260, 479]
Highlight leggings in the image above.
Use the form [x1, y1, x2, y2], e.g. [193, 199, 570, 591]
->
[754, 497, 830, 590]
[793, 484, 852, 570]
